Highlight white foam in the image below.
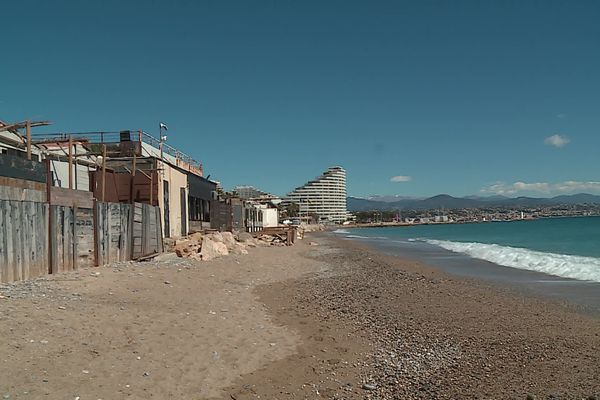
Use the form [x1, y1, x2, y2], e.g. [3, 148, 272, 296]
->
[425, 239, 600, 283]
[333, 229, 351, 234]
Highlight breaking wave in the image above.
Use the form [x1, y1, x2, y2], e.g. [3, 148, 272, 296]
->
[425, 239, 600, 283]
[332, 229, 351, 234]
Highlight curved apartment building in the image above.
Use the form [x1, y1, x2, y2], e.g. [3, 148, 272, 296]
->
[287, 166, 349, 223]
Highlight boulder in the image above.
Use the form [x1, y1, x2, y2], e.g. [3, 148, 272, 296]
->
[189, 232, 204, 244]
[200, 237, 229, 261]
[221, 232, 237, 249]
[209, 231, 224, 243]
[174, 240, 200, 257]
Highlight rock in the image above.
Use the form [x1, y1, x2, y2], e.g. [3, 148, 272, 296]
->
[200, 237, 229, 261]
[362, 383, 377, 391]
[174, 239, 200, 258]
[163, 237, 176, 252]
[189, 232, 204, 243]
[309, 241, 319, 246]
[164, 281, 171, 285]
[236, 232, 254, 243]
[209, 232, 224, 243]
[526, 395, 536, 400]
[221, 232, 237, 249]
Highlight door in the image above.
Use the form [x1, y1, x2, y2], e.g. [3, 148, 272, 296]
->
[163, 181, 170, 238]
[180, 187, 187, 236]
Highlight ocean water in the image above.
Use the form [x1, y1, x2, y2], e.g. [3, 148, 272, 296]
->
[334, 216, 600, 283]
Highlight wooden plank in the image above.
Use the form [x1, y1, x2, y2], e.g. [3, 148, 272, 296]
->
[5, 201, 14, 282]
[96, 203, 104, 266]
[36, 203, 47, 278]
[75, 207, 93, 268]
[15, 200, 24, 281]
[21, 201, 31, 280]
[50, 187, 94, 208]
[53, 206, 62, 274]
[72, 206, 78, 270]
[0, 200, 6, 282]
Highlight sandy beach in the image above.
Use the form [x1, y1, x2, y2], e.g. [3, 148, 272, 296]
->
[1, 233, 599, 399]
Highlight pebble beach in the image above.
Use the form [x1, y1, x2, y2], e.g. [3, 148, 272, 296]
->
[1, 233, 599, 399]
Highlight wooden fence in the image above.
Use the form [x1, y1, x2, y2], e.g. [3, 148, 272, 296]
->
[95, 202, 163, 265]
[0, 200, 48, 282]
[0, 199, 162, 283]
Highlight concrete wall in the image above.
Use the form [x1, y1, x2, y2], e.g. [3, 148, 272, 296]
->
[262, 208, 279, 228]
[157, 161, 189, 238]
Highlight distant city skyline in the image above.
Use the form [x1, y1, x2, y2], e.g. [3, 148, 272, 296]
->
[2, 1, 600, 198]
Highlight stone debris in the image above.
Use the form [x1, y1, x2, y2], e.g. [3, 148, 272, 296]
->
[199, 237, 229, 261]
[168, 230, 295, 261]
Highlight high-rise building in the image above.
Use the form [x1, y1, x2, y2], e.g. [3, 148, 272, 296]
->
[233, 185, 278, 200]
[286, 166, 349, 223]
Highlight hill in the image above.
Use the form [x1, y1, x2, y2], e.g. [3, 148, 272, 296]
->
[347, 193, 600, 212]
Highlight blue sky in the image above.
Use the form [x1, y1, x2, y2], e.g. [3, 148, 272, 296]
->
[2, 0, 600, 198]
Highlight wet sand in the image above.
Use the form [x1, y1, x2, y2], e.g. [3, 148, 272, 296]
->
[344, 234, 600, 314]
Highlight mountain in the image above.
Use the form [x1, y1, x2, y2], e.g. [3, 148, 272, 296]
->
[366, 195, 423, 202]
[347, 193, 600, 212]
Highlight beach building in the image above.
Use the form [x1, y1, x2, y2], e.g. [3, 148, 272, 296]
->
[286, 166, 350, 223]
[29, 129, 206, 239]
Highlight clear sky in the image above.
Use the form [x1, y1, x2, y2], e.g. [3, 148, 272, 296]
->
[2, 0, 600, 198]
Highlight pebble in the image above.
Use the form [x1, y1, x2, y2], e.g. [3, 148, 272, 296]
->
[362, 383, 377, 390]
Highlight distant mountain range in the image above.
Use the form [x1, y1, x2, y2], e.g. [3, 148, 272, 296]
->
[347, 193, 600, 212]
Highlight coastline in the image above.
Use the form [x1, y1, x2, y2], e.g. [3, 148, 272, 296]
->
[334, 230, 600, 314]
[1, 234, 598, 399]
[227, 233, 600, 399]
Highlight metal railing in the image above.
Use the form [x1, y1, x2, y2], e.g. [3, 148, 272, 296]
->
[29, 130, 202, 170]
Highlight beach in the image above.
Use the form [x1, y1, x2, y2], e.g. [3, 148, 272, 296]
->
[1, 233, 599, 399]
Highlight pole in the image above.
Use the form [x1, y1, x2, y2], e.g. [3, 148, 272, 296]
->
[26, 120, 32, 160]
[46, 158, 53, 274]
[101, 145, 107, 203]
[68, 135, 73, 189]
[130, 152, 137, 203]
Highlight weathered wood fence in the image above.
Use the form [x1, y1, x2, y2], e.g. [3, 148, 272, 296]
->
[96, 202, 162, 265]
[0, 200, 48, 282]
[0, 199, 162, 283]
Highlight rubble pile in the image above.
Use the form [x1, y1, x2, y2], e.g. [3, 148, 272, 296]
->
[169, 230, 290, 261]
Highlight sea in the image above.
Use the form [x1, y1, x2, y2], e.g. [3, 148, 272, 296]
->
[333, 216, 600, 311]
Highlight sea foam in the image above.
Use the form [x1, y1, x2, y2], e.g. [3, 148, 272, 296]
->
[332, 229, 351, 234]
[425, 239, 600, 283]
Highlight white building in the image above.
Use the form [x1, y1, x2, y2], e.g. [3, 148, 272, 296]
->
[286, 166, 350, 223]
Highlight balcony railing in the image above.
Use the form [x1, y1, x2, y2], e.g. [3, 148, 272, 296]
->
[30, 130, 202, 173]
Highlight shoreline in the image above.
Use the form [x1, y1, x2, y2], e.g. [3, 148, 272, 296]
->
[350, 214, 600, 229]
[334, 232, 600, 315]
[1, 234, 599, 399]
[227, 233, 600, 399]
